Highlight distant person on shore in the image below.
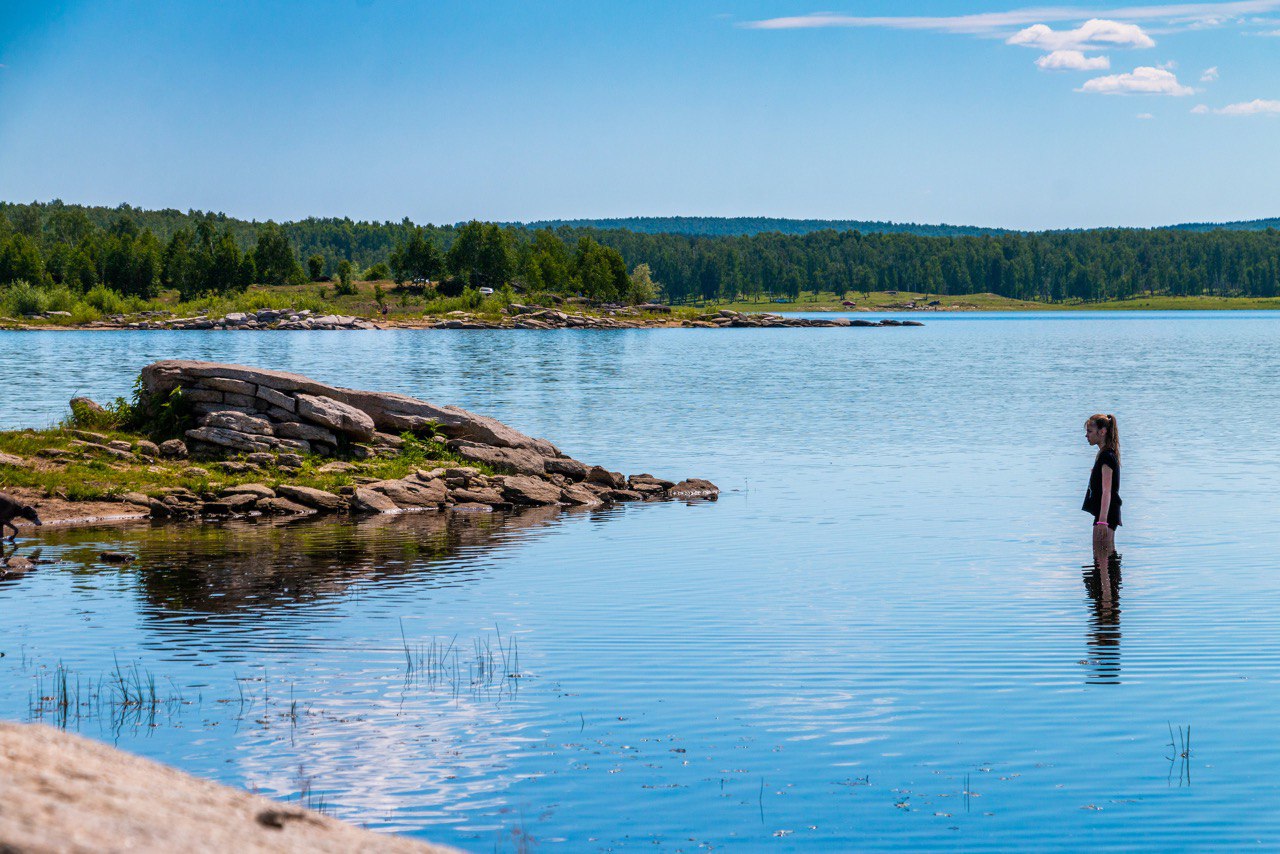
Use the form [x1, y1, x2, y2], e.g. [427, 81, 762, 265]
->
[1083, 414, 1122, 568]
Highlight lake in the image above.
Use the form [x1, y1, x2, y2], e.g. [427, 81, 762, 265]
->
[4, 312, 1280, 850]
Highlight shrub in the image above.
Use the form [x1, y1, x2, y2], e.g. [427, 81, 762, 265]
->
[83, 285, 126, 315]
[44, 284, 78, 313]
[69, 302, 102, 324]
[2, 280, 48, 316]
[362, 262, 391, 281]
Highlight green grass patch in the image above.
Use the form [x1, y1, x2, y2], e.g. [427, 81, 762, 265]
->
[0, 430, 496, 504]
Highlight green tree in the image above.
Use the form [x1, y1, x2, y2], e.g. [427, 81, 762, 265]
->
[307, 253, 325, 281]
[447, 221, 514, 289]
[627, 263, 659, 304]
[253, 221, 302, 285]
[335, 259, 355, 295]
[0, 234, 48, 285]
[388, 229, 444, 283]
[573, 236, 628, 302]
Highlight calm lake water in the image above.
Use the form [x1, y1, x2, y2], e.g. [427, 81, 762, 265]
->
[4, 312, 1280, 850]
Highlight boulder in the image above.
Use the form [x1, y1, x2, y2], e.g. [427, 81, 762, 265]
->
[669, 478, 720, 498]
[0, 452, 28, 468]
[349, 487, 400, 514]
[447, 440, 548, 476]
[586, 466, 626, 489]
[545, 458, 589, 480]
[496, 475, 562, 506]
[136, 440, 160, 458]
[221, 483, 275, 500]
[0, 722, 453, 853]
[203, 410, 274, 437]
[368, 478, 447, 508]
[296, 394, 376, 440]
[451, 486, 507, 506]
[559, 483, 604, 506]
[256, 497, 315, 516]
[275, 485, 348, 513]
[158, 439, 188, 459]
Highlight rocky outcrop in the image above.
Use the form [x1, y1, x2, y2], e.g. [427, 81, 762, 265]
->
[136, 360, 718, 518]
[0, 722, 454, 853]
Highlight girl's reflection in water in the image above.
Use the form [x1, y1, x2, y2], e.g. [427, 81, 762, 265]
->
[1082, 553, 1122, 685]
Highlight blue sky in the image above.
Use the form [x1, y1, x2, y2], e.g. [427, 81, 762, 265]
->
[1, 1, 1277, 230]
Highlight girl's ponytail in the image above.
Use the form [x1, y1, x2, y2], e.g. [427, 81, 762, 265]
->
[1087, 413, 1120, 463]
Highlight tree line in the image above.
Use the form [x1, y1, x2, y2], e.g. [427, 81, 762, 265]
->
[2, 200, 1279, 306]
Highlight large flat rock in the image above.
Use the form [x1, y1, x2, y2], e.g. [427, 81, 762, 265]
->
[142, 360, 557, 455]
[0, 722, 456, 853]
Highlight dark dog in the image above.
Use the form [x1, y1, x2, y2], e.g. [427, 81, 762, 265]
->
[0, 492, 42, 541]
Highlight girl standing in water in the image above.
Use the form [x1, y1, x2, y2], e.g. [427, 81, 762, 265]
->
[1083, 413, 1122, 563]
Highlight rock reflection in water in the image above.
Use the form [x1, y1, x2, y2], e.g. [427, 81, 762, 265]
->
[28, 506, 616, 613]
[1082, 554, 1122, 685]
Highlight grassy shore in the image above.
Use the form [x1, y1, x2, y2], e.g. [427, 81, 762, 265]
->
[6, 281, 1280, 331]
[0, 425, 492, 505]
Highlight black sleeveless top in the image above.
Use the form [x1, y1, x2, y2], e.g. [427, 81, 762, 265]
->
[1082, 449, 1122, 527]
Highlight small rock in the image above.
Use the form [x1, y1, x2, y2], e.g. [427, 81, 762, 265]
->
[277, 453, 304, 469]
[136, 440, 160, 458]
[107, 440, 133, 453]
[69, 396, 106, 415]
[602, 488, 644, 502]
[119, 492, 152, 507]
[245, 452, 276, 467]
[181, 467, 210, 478]
[3, 556, 36, 573]
[0, 452, 29, 468]
[317, 461, 356, 474]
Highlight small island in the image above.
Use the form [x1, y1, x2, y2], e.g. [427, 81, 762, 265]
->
[0, 360, 718, 539]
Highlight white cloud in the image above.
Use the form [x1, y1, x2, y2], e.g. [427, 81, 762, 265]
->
[1136, 112, 1156, 118]
[1036, 50, 1112, 70]
[1008, 19, 1156, 50]
[743, 3, 1280, 33]
[1078, 66, 1196, 95]
[1200, 65, 1220, 80]
[1194, 98, 1280, 114]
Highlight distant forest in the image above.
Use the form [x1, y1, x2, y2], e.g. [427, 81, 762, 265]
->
[2, 199, 1279, 305]
[513, 216, 1009, 238]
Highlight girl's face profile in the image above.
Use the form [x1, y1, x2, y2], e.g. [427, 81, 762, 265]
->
[1085, 421, 1104, 446]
